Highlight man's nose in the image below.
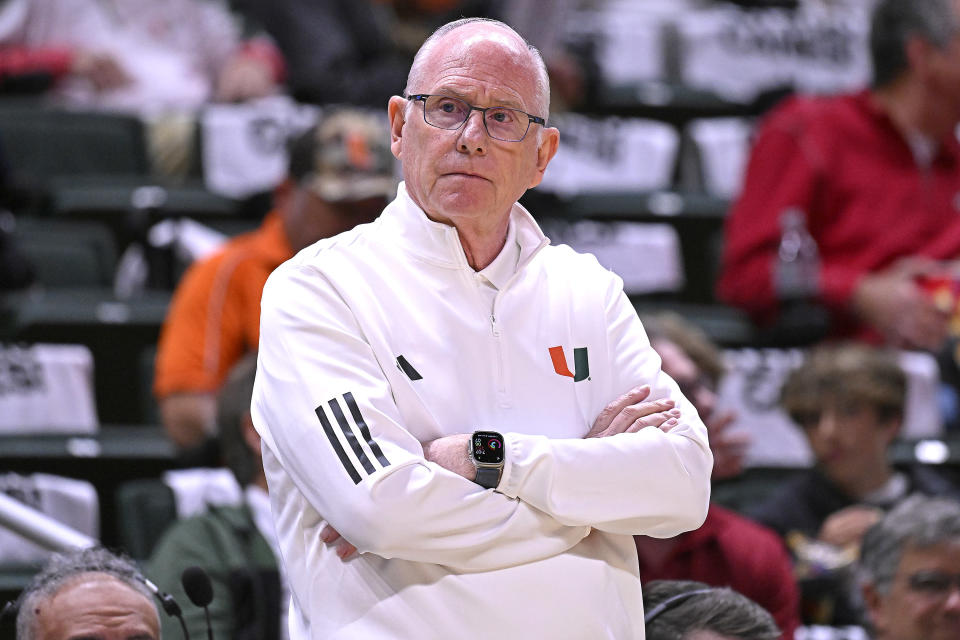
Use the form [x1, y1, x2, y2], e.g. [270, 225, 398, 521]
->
[457, 110, 487, 154]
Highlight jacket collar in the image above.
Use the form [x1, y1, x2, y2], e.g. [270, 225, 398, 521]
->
[379, 181, 549, 271]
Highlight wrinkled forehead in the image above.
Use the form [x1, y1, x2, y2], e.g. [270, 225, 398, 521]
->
[419, 24, 540, 107]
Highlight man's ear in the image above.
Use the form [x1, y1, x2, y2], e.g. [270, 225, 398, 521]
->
[861, 582, 885, 631]
[880, 415, 903, 447]
[905, 34, 935, 80]
[273, 178, 295, 211]
[527, 126, 559, 189]
[388, 96, 407, 160]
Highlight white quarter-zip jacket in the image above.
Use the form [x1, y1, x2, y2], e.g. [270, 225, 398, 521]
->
[252, 183, 712, 640]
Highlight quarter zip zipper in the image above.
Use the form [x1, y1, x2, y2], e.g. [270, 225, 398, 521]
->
[491, 311, 507, 402]
[488, 237, 549, 407]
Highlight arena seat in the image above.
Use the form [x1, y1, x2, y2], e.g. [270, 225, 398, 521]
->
[0, 103, 150, 211]
[13, 218, 117, 288]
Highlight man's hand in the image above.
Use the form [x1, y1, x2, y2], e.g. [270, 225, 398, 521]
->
[585, 384, 679, 439]
[71, 50, 131, 91]
[158, 392, 217, 450]
[817, 505, 884, 549]
[705, 410, 749, 480]
[321, 524, 357, 560]
[318, 434, 479, 561]
[215, 55, 275, 102]
[852, 258, 951, 351]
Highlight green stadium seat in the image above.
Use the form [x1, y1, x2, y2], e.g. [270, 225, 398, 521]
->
[13, 218, 117, 288]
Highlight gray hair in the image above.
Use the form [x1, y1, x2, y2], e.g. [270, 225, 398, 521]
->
[871, 0, 959, 87]
[859, 494, 960, 595]
[16, 546, 158, 640]
[404, 17, 551, 122]
[643, 580, 781, 640]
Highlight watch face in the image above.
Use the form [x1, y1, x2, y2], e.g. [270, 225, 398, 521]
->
[472, 431, 504, 464]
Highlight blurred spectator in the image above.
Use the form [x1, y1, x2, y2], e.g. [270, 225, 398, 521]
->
[750, 343, 960, 623]
[153, 108, 395, 454]
[718, 0, 960, 352]
[0, 0, 285, 174]
[641, 311, 748, 480]
[148, 354, 286, 640]
[636, 312, 800, 638]
[496, 0, 589, 110]
[15, 547, 159, 640]
[233, 0, 491, 108]
[643, 579, 781, 640]
[858, 494, 960, 640]
[232, 1, 588, 110]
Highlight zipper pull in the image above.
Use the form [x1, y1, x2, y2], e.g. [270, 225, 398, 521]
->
[491, 314, 500, 337]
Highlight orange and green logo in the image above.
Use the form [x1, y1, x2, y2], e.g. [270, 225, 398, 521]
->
[549, 346, 590, 382]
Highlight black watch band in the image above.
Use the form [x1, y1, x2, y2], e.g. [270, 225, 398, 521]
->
[475, 466, 502, 489]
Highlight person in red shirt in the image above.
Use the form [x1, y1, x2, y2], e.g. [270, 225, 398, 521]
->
[154, 109, 395, 452]
[718, 0, 960, 351]
[635, 313, 801, 639]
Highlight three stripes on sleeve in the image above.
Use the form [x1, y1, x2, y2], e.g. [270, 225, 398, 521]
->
[315, 392, 391, 484]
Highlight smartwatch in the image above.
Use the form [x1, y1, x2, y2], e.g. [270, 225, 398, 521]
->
[469, 431, 505, 489]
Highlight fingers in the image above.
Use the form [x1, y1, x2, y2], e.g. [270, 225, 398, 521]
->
[611, 400, 677, 433]
[321, 525, 358, 560]
[336, 541, 358, 560]
[624, 408, 680, 434]
[896, 302, 950, 350]
[73, 51, 131, 91]
[587, 385, 651, 438]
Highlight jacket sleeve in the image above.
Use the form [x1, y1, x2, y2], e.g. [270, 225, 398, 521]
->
[497, 274, 713, 538]
[252, 263, 590, 572]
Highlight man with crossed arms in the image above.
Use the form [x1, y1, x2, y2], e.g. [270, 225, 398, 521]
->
[252, 17, 712, 639]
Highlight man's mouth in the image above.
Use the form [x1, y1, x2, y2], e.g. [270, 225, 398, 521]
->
[444, 171, 488, 180]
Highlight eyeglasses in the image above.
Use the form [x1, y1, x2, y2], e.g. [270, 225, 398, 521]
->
[907, 571, 960, 597]
[406, 94, 545, 143]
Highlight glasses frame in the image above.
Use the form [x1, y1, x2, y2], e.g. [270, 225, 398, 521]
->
[406, 94, 546, 143]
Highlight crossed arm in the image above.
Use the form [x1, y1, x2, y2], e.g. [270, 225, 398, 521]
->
[322, 384, 683, 559]
[254, 264, 712, 570]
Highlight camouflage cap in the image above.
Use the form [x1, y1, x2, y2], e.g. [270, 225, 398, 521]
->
[301, 108, 397, 202]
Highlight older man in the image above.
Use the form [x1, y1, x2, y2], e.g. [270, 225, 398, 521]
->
[859, 494, 960, 640]
[718, 0, 960, 350]
[642, 580, 780, 640]
[252, 17, 712, 640]
[15, 547, 160, 640]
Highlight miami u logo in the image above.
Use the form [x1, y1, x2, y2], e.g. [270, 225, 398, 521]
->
[549, 346, 590, 382]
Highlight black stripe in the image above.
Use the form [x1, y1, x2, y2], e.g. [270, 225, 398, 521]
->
[344, 392, 390, 468]
[315, 406, 362, 484]
[396, 355, 423, 381]
[329, 397, 376, 475]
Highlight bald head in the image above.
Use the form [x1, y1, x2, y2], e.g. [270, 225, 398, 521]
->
[405, 18, 551, 120]
[23, 573, 159, 640]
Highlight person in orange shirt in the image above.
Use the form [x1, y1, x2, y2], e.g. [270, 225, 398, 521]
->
[154, 108, 396, 454]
